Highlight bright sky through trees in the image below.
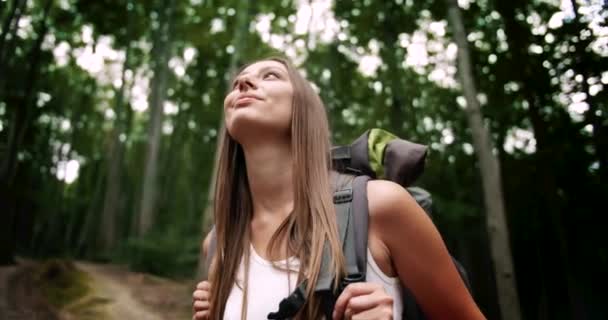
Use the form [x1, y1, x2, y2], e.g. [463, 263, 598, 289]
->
[23, 0, 606, 183]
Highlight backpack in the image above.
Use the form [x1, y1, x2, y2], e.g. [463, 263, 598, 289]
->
[205, 128, 472, 319]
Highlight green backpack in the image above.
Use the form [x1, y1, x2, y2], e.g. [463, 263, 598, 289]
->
[206, 128, 471, 319]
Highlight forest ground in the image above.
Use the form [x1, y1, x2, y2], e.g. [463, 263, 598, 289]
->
[0, 259, 192, 320]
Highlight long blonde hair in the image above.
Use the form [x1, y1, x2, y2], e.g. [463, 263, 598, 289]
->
[207, 57, 345, 319]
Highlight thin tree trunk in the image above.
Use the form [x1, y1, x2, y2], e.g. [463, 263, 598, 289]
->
[549, 2, 594, 318]
[158, 100, 188, 215]
[570, 0, 607, 181]
[0, 185, 16, 264]
[137, 0, 174, 236]
[77, 159, 105, 256]
[493, 2, 575, 317]
[0, 0, 21, 56]
[445, 1, 522, 320]
[100, 38, 132, 252]
[0, 0, 25, 74]
[0, 0, 51, 186]
[196, 0, 251, 279]
[384, 47, 408, 135]
[0, 0, 26, 99]
[0, 0, 51, 265]
[378, 19, 411, 136]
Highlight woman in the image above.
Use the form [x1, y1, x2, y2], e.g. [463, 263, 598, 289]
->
[192, 57, 485, 319]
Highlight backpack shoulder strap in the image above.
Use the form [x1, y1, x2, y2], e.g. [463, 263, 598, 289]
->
[333, 173, 358, 276]
[350, 175, 371, 275]
[269, 174, 367, 319]
[205, 174, 377, 319]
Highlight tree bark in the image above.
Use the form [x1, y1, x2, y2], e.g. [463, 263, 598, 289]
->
[445, 1, 522, 319]
[77, 159, 105, 256]
[494, 1, 580, 317]
[100, 35, 132, 252]
[137, 0, 174, 236]
[0, 0, 50, 186]
[570, 0, 607, 181]
[0, 0, 26, 77]
[0, 0, 21, 56]
[378, 19, 411, 136]
[0, 0, 51, 265]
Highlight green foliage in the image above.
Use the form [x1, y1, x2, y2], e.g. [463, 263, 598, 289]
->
[117, 226, 201, 278]
[1, 0, 606, 318]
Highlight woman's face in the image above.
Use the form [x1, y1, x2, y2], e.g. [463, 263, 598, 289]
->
[223, 60, 294, 141]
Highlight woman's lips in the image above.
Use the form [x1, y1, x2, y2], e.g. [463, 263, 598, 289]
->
[234, 96, 260, 107]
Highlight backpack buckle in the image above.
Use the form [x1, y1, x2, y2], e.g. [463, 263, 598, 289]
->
[331, 145, 351, 160]
[333, 189, 353, 204]
[339, 272, 365, 294]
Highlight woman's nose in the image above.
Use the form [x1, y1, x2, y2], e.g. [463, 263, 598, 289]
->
[236, 75, 257, 91]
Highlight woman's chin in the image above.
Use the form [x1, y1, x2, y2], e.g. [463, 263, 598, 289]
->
[226, 113, 259, 135]
[227, 117, 290, 144]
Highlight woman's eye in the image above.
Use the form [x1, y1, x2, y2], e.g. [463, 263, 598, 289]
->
[263, 72, 279, 79]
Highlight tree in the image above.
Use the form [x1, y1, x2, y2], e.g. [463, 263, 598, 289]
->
[99, 19, 133, 252]
[0, 0, 605, 315]
[0, 0, 27, 94]
[137, 0, 175, 236]
[0, 0, 53, 265]
[445, 0, 521, 319]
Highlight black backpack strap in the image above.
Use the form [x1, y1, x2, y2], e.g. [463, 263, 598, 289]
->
[317, 173, 360, 293]
[208, 174, 385, 320]
[268, 174, 365, 319]
[334, 179, 357, 276]
[350, 175, 371, 275]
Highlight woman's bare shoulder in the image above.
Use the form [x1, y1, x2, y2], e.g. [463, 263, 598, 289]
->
[366, 179, 420, 225]
[365, 179, 485, 319]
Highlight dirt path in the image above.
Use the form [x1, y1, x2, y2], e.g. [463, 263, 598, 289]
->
[0, 260, 192, 320]
[0, 263, 59, 320]
[72, 262, 192, 320]
[72, 262, 164, 320]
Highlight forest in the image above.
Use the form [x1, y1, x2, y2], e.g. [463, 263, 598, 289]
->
[0, 0, 606, 319]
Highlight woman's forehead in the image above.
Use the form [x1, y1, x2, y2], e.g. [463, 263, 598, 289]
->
[239, 60, 287, 76]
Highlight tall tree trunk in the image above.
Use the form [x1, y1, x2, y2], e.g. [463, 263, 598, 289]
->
[100, 37, 132, 252]
[0, 185, 16, 264]
[445, 1, 522, 320]
[570, 0, 607, 181]
[0, 0, 22, 56]
[494, 1, 578, 317]
[378, 20, 411, 137]
[196, 0, 251, 278]
[136, 0, 174, 237]
[0, 0, 25, 78]
[77, 159, 105, 256]
[383, 47, 408, 135]
[0, 0, 51, 265]
[0, 0, 51, 187]
[158, 101, 188, 216]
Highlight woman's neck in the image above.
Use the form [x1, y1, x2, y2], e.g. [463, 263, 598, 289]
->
[241, 138, 294, 221]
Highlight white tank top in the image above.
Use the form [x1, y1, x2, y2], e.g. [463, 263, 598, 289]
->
[224, 245, 404, 319]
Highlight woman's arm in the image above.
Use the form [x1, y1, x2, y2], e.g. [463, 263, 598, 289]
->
[202, 231, 212, 261]
[367, 180, 485, 320]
